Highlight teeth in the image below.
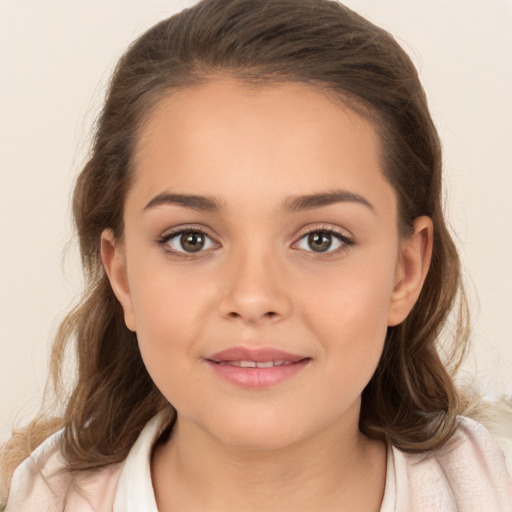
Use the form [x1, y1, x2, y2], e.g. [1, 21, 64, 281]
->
[239, 360, 257, 368]
[256, 361, 273, 368]
[221, 360, 292, 368]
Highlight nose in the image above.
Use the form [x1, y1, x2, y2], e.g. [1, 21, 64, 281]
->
[218, 245, 292, 324]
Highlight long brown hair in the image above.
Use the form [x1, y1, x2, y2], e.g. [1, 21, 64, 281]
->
[1, 0, 470, 497]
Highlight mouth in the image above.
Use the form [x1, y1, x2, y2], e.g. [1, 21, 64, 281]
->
[205, 347, 311, 388]
[214, 360, 302, 368]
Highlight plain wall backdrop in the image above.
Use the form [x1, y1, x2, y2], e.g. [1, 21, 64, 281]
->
[1, 0, 511, 440]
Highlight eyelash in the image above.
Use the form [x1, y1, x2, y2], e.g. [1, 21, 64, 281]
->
[156, 225, 354, 258]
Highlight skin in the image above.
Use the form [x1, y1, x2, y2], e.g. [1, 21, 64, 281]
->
[102, 79, 433, 511]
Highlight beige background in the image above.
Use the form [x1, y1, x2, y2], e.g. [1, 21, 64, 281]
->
[1, 0, 511, 440]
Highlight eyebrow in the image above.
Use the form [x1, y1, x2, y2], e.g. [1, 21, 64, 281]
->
[143, 189, 374, 214]
[144, 193, 224, 212]
[282, 189, 374, 213]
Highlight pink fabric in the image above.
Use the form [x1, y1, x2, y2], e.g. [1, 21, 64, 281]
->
[5, 432, 122, 512]
[392, 417, 512, 511]
[5, 414, 512, 511]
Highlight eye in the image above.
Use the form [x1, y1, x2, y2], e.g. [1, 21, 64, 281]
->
[295, 229, 352, 253]
[159, 229, 217, 254]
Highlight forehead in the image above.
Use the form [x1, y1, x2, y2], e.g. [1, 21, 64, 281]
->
[130, 79, 395, 217]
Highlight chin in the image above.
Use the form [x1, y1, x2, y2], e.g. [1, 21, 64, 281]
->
[223, 429, 302, 452]
[202, 410, 311, 452]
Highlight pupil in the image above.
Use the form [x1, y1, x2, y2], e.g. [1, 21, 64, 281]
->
[308, 232, 332, 252]
[181, 232, 204, 252]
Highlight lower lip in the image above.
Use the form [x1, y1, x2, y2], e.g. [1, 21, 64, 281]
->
[206, 360, 310, 388]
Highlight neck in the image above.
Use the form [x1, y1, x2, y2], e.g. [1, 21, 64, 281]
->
[151, 403, 387, 512]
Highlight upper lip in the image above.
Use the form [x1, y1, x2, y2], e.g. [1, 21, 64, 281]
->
[206, 346, 308, 363]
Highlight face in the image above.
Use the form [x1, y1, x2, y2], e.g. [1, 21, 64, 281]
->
[102, 79, 432, 450]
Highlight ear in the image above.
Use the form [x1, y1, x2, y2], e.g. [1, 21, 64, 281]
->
[387, 216, 433, 327]
[100, 229, 136, 332]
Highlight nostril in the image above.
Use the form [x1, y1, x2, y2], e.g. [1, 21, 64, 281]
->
[225, 310, 278, 321]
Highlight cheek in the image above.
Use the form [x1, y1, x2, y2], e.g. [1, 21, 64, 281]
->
[297, 252, 396, 385]
[129, 250, 212, 331]
[299, 252, 396, 338]
[126, 258, 214, 393]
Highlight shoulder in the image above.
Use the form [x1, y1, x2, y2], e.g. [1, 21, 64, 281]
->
[3, 411, 172, 512]
[4, 430, 122, 512]
[392, 414, 512, 511]
[467, 396, 512, 477]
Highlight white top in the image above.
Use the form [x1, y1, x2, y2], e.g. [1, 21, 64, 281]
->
[5, 411, 512, 511]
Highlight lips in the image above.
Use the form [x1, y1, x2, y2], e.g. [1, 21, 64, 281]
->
[205, 347, 310, 388]
[207, 346, 307, 364]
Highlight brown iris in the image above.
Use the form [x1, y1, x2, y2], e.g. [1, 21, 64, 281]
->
[307, 232, 333, 252]
[180, 231, 206, 252]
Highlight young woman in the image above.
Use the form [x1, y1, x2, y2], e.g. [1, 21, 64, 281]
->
[2, 0, 511, 510]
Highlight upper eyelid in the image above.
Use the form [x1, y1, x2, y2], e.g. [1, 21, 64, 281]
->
[159, 223, 351, 234]
[160, 225, 217, 239]
[295, 224, 353, 240]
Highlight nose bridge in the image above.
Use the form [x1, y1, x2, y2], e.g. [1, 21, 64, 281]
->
[218, 236, 291, 322]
